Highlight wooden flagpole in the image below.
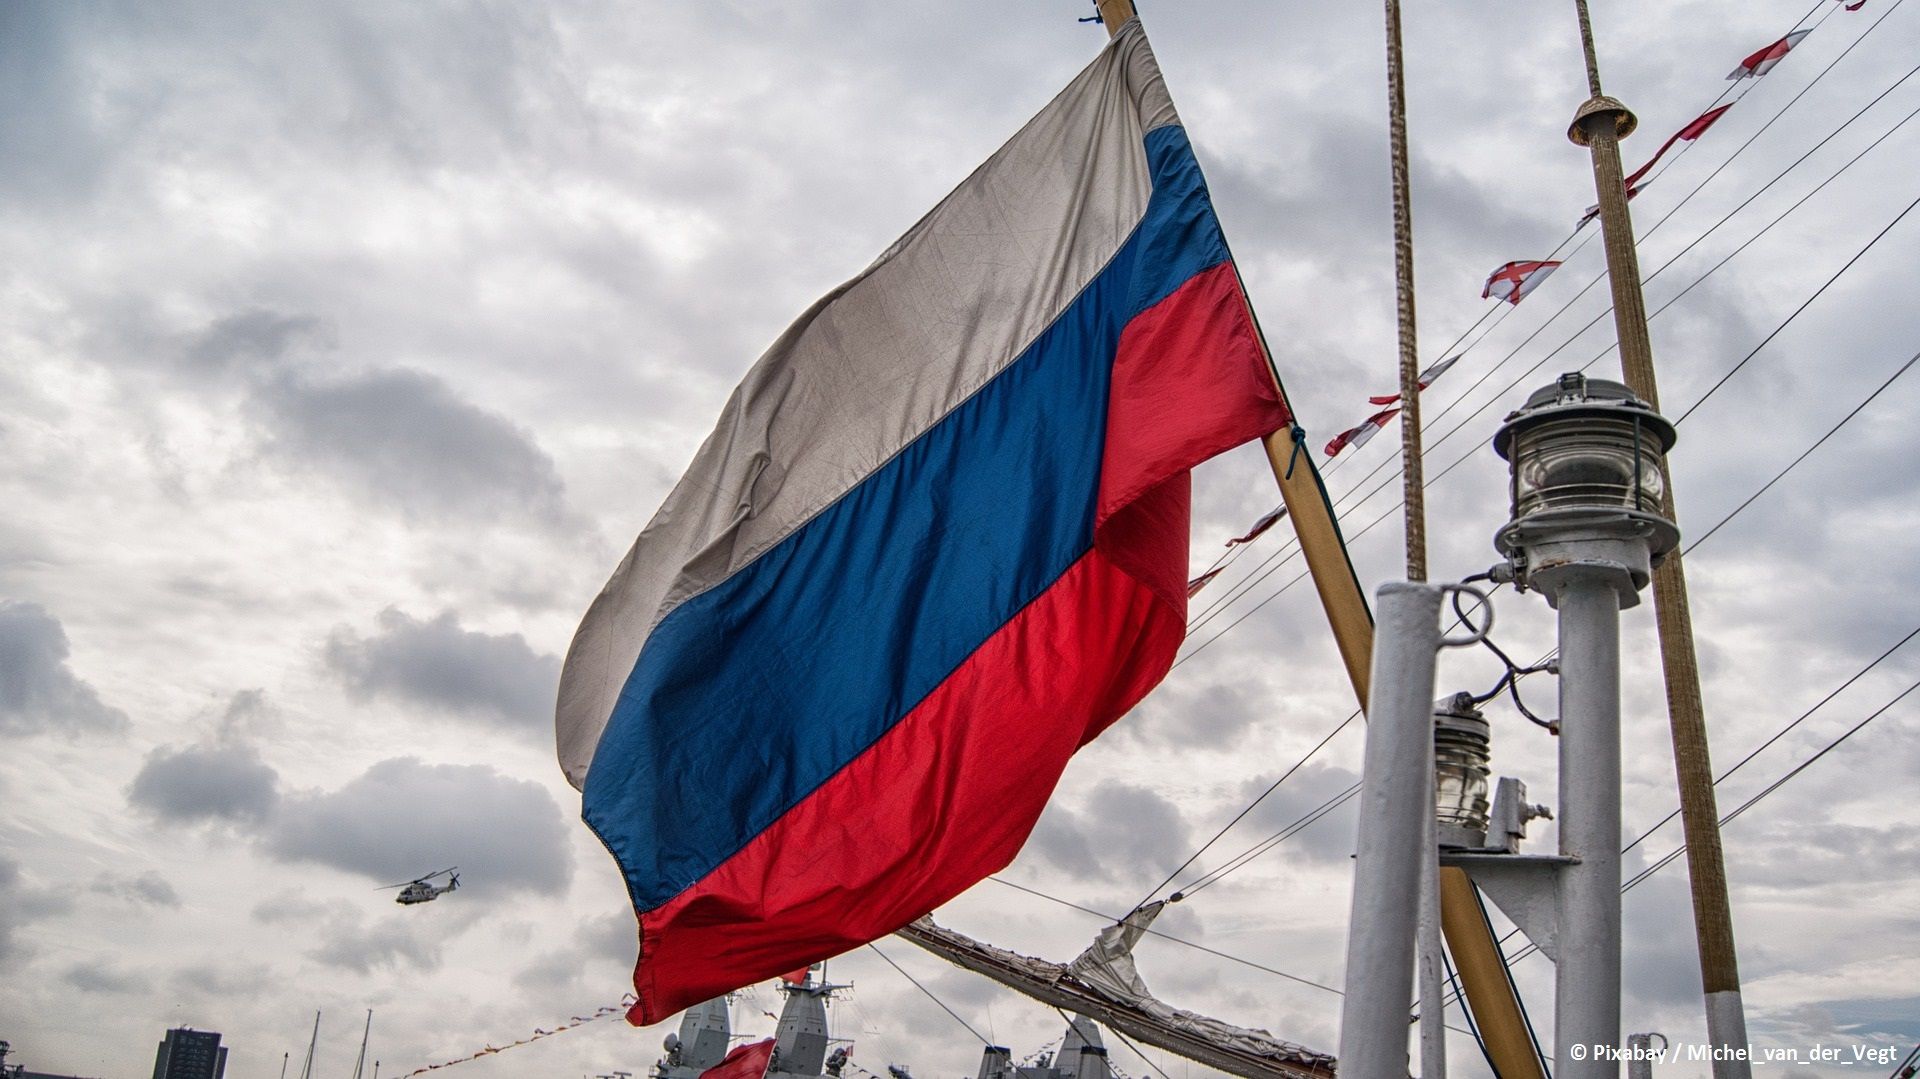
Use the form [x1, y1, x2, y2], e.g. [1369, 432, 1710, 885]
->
[1569, 3, 1751, 1073]
[1092, 4, 1545, 1076]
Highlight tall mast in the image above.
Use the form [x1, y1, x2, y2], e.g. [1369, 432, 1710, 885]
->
[1085, 4, 1545, 1075]
[1567, 3, 1751, 1073]
[351, 1011, 372, 1079]
[299, 1012, 321, 1079]
[1377, 6, 1449, 1077]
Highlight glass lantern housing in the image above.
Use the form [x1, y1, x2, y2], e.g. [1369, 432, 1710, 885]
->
[1434, 695, 1491, 850]
[1493, 373, 1679, 572]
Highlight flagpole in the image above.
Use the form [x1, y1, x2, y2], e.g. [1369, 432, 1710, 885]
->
[1569, 3, 1752, 1075]
[1384, 0, 1426, 586]
[1090, 6, 1545, 1077]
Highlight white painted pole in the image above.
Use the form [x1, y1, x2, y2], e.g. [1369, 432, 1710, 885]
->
[1339, 582, 1444, 1078]
[1552, 569, 1625, 1077]
[1419, 789, 1447, 1079]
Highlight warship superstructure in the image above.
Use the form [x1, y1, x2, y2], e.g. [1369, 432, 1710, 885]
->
[653, 969, 1125, 1079]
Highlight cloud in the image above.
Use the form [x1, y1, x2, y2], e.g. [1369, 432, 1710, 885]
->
[310, 912, 444, 974]
[169, 964, 272, 998]
[0, 601, 128, 737]
[62, 962, 152, 995]
[1027, 780, 1193, 884]
[512, 910, 634, 992]
[267, 757, 571, 897]
[128, 741, 282, 825]
[182, 309, 331, 379]
[0, 3, 109, 203]
[324, 608, 560, 733]
[90, 870, 182, 908]
[251, 364, 569, 524]
[0, 855, 74, 964]
[1228, 761, 1364, 868]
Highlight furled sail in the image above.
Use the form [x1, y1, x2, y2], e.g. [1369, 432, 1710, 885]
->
[897, 913, 1335, 1079]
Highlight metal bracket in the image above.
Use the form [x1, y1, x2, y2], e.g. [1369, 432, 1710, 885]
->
[1438, 853, 1574, 963]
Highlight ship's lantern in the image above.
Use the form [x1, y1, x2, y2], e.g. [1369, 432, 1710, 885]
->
[1433, 694, 1492, 850]
[1492, 372, 1679, 592]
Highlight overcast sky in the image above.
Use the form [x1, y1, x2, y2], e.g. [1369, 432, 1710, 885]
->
[4, 2, 1918, 1079]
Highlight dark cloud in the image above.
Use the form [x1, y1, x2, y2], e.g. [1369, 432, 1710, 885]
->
[0, 855, 74, 964]
[0, 601, 128, 737]
[512, 910, 634, 992]
[578, 909, 637, 967]
[1122, 679, 1267, 750]
[1621, 871, 1707, 1010]
[1216, 761, 1364, 870]
[1758, 996, 1920, 1047]
[128, 741, 281, 825]
[249, 891, 334, 925]
[89, 870, 182, 908]
[62, 963, 152, 995]
[169, 964, 272, 998]
[310, 913, 443, 975]
[268, 756, 571, 897]
[324, 608, 560, 732]
[252, 365, 569, 524]
[1027, 780, 1192, 884]
[0, 3, 109, 203]
[182, 309, 331, 379]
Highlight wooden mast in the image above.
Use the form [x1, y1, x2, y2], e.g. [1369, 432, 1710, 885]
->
[1569, 2, 1751, 1071]
[1090, 4, 1546, 1075]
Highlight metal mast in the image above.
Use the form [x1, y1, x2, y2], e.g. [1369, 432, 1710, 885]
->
[1567, 4, 1752, 1072]
[299, 1013, 321, 1079]
[351, 1012, 372, 1079]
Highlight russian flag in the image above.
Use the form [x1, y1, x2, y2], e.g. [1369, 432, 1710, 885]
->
[556, 20, 1290, 1025]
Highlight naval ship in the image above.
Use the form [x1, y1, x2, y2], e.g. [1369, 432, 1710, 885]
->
[653, 968, 1119, 1079]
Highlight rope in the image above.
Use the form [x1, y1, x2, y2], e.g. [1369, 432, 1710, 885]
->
[394, 996, 635, 1078]
[1676, 191, 1920, 424]
[865, 942, 990, 1046]
[1442, 667, 1920, 989]
[1383, 0, 1428, 583]
[1136, 709, 1360, 907]
[1182, 0, 1919, 653]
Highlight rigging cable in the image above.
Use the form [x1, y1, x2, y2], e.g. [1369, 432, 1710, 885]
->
[1136, 709, 1360, 907]
[980, 877, 1479, 1035]
[1676, 191, 1920, 424]
[1183, 9, 1919, 643]
[865, 942, 990, 1046]
[1051, 1006, 1174, 1079]
[1309, 0, 1893, 524]
[1180, 160, 1920, 666]
[1172, 344, 1920, 894]
[1482, 673, 1920, 973]
[1626, 619, 1920, 854]
[1639, 0, 1907, 245]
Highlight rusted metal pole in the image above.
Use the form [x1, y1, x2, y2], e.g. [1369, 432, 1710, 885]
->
[1569, 4, 1752, 1074]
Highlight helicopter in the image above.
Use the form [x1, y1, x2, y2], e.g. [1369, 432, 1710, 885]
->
[377, 867, 459, 905]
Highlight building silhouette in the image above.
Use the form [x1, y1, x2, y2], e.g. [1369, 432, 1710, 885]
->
[152, 1029, 226, 1079]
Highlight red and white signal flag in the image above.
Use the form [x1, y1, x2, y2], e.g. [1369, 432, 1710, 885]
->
[1324, 407, 1401, 458]
[1226, 504, 1287, 547]
[1186, 567, 1225, 598]
[1729, 30, 1812, 79]
[1369, 355, 1460, 406]
[1577, 181, 1650, 229]
[1624, 104, 1735, 188]
[1482, 260, 1562, 305]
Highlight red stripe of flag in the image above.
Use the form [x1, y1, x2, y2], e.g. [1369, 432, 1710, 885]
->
[1625, 104, 1734, 188]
